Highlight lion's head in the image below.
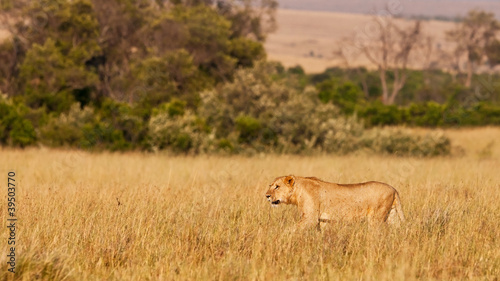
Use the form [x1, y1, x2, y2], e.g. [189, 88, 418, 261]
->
[265, 175, 295, 206]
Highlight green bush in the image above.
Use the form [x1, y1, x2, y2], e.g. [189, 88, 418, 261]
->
[0, 96, 37, 147]
[0, 99, 16, 144]
[217, 138, 234, 153]
[80, 122, 130, 151]
[19, 35, 99, 113]
[469, 102, 500, 125]
[153, 99, 187, 118]
[198, 61, 450, 156]
[362, 129, 451, 156]
[359, 102, 406, 127]
[407, 102, 445, 127]
[39, 103, 95, 147]
[235, 115, 262, 144]
[131, 50, 207, 109]
[317, 79, 363, 114]
[97, 99, 145, 148]
[10, 119, 37, 148]
[148, 109, 212, 153]
[39, 102, 131, 151]
[356, 100, 500, 128]
[229, 37, 265, 68]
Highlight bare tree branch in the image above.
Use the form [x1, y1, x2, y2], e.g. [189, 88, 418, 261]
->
[333, 17, 424, 105]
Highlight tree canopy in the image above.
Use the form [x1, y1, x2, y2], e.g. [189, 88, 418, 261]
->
[0, 0, 271, 112]
[0, 3, 498, 154]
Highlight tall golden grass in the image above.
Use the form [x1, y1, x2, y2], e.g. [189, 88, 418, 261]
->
[1, 128, 499, 280]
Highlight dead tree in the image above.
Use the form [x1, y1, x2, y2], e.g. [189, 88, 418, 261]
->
[334, 17, 424, 105]
[446, 10, 500, 87]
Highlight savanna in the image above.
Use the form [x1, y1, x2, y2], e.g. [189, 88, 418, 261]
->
[1, 128, 499, 280]
[1, 1, 500, 280]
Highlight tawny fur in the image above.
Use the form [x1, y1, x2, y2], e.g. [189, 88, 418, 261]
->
[265, 175, 405, 229]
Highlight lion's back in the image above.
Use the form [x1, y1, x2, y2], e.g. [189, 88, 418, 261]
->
[298, 177, 398, 220]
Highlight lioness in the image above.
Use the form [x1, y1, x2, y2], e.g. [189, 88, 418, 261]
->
[265, 175, 405, 229]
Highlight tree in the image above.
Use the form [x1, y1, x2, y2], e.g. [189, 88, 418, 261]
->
[1, 0, 273, 114]
[19, 38, 99, 113]
[90, 0, 269, 99]
[8, 0, 101, 113]
[0, 39, 20, 95]
[131, 49, 209, 109]
[216, 0, 278, 41]
[0, 1, 37, 95]
[446, 10, 500, 87]
[334, 17, 425, 105]
[316, 79, 363, 114]
[486, 39, 500, 68]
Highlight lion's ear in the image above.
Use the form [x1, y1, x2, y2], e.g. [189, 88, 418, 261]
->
[284, 175, 295, 188]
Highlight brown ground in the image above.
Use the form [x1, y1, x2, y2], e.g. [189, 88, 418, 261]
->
[265, 9, 457, 73]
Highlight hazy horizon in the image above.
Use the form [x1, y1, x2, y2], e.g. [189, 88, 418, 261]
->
[277, 0, 500, 19]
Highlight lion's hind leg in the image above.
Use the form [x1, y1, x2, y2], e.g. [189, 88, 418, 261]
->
[386, 207, 400, 225]
[386, 193, 404, 225]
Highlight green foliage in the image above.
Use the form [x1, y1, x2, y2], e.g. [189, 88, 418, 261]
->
[361, 129, 450, 157]
[235, 115, 262, 144]
[40, 101, 142, 151]
[10, 0, 102, 112]
[80, 122, 130, 151]
[147, 109, 211, 153]
[152, 98, 187, 118]
[25, 0, 101, 49]
[199, 61, 450, 156]
[131, 49, 206, 109]
[357, 99, 500, 128]
[40, 103, 96, 147]
[10, 119, 37, 148]
[287, 65, 306, 76]
[2, 0, 271, 110]
[359, 102, 405, 127]
[19, 38, 99, 113]
[217, 138, 234, 153]
[0, 100, 16, 144]
[407, 102, 444, 127]
[171, 5, 236, 80]
[96, 99, 145, 147]
[0, 97, 37, 147]
[2, 1, 494, 156]
[317, 79, 363, 114]
[229, 37, 265, 68]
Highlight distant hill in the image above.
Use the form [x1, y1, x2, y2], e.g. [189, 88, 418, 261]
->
[277, 0, 500, 20]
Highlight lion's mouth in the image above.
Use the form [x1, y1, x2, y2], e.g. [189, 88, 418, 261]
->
[271, 200, 281, 205]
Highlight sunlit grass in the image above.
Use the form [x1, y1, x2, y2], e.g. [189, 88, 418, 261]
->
[0, 128, 499, 280]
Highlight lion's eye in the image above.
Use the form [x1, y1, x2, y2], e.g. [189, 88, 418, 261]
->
[275, 185, 279, 189]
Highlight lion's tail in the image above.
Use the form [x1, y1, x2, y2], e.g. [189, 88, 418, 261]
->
[395, 192, 405, 222]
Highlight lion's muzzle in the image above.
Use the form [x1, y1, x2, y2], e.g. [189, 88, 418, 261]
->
[266, 194, 281, 205]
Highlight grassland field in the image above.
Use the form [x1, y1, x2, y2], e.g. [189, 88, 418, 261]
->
[0, 127, 499, 280]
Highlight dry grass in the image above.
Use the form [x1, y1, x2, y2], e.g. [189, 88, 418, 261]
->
[265, 9, 456, 73]
[1, 128, 500, 280]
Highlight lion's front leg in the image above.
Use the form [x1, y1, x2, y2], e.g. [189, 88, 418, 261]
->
[296, 213, 319, 230]
[295, 195, 320, 230]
